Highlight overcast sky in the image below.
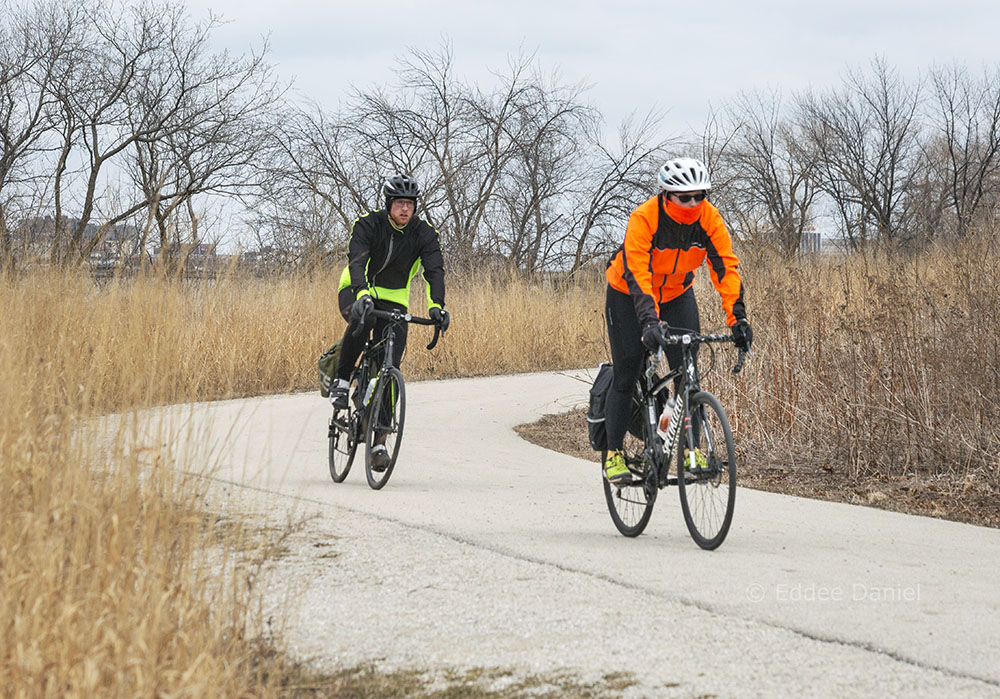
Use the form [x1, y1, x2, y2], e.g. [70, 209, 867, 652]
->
[190, 0, 1000, 142]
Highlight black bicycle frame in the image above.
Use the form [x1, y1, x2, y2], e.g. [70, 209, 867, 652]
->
[636, 331, 744, 486]
[350, 307, 440, 414]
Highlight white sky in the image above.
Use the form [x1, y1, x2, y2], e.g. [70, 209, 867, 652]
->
[193, 0, 1000, 141]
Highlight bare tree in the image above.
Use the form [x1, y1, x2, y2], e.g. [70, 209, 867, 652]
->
[43, 0, 162, 262]
[395, 44, 533, 265]
[269, 103, 375, 235]
[926, 63, 1000, 238]
[124, 8, 281, 268]
[26, 0, 278, 266]
[257, 42, 504, 268]
[0, 0, 81, 264]
[797, 57, 921, 247]
[562, 113, 671, 273]
[683, 104, 756, 245]
[720, 90, 820, 256]
[486, 69, 599, 273]
[254, 42, 668, 274]
[251, 97, 408, 268]
[261, 44, 594, 271]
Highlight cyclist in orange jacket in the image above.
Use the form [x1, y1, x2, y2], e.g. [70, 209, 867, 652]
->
[602, 158, 753, 483]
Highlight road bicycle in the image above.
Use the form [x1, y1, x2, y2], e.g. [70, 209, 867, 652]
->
[328, 308, 442, 489]
[603, 325, 747, 549]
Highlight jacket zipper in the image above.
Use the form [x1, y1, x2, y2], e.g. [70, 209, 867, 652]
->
[370, 236, 395, 299]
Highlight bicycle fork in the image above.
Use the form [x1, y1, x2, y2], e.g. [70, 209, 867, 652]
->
[682, 400, 719, 474]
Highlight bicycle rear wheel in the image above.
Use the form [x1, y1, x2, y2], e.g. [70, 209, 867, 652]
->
[365, 367, 405, 490]
[602, 393, 657, 537]
[677, 391, 736, 550]
[328, 408, 358, 482]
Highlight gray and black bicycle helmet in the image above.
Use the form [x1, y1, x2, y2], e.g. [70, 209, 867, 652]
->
[383, 174, 420, 209]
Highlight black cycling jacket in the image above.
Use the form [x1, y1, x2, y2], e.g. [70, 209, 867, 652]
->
[337, 209, 446, 310]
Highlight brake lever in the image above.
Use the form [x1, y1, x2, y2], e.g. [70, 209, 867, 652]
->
[426, 322, 441, 350]
[349, 304, 372, 337]
[732, 348, 748, 375]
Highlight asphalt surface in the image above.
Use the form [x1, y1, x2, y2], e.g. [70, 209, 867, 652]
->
[121, 370, 1000, 697]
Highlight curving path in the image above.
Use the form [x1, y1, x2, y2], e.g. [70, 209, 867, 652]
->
[123, 371, 1000, 697]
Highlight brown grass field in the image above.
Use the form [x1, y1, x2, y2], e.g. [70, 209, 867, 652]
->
[1, 240, 998, 694]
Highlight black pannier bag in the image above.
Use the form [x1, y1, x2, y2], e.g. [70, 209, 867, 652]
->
[587, 363, 614, 450]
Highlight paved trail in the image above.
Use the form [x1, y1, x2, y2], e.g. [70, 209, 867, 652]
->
[126, 371, 1000, 697]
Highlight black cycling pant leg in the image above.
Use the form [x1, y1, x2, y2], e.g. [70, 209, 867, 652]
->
[659, 286, 701, 441]
[338, 286, 354, 321]
[605, 286, 644, 452]
[658, 286, 700, 388]
[336, 318, 370, 380]
[336, 287, 369, 380]
[388, 313, 408, 368]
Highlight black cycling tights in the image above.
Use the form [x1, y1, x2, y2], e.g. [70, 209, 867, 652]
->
[604, 285, 700, 452]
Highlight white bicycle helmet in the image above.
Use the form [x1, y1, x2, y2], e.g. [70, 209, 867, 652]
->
[657, 158, 712, 192]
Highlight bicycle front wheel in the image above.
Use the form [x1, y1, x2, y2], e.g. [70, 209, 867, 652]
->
[602, 393, 657, 537]
[677, 391, 736, 550]
[329, 408, 358, 483]
[365, 367, 406, 490]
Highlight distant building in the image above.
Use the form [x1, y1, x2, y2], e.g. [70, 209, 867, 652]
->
[799, 225, 850, 256]
[800, 225, 822, 253]
[13, 215, 142, 263]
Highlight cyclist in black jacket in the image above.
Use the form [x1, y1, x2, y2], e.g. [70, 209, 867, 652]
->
[329, 175, 449, 465]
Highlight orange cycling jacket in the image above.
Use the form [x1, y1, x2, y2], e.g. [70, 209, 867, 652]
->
[606, 193, 746, 329]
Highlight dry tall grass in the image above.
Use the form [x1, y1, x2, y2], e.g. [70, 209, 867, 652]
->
[4, 268, 607, 412]
[0, 270, 292, 697]
[708, 238, 1000, 487]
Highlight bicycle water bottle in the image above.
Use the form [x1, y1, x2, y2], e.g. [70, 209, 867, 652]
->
[656, 397, 675, 441]
[362, 377, 377, 407]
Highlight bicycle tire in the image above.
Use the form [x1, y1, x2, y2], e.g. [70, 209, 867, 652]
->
[365, 367, 406, 490]
[328, 409, 358, 482]
[677, 391, 736, 550]
[602, 392, 657, 537]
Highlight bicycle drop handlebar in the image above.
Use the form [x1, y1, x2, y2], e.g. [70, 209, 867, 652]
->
[656, 325, 749, 375]
[351, 307, 443, 350]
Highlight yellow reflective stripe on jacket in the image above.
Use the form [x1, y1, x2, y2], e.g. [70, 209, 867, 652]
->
[411, 258, 442, 310]
[337, 261, 439, 309]
[368, 285, 410, 306]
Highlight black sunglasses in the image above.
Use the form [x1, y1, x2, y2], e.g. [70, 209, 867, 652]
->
[672, 192, 707, 203]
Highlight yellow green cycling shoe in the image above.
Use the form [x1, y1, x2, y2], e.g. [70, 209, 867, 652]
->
[685, 448, 709, 473]
[603, 450, 631, 484]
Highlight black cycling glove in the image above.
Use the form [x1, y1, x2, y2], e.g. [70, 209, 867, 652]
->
[641, 322, 667, 352]
[429, 307, 450, 332]
[732, 319, 753, 351]
[351, 295, 374, 323]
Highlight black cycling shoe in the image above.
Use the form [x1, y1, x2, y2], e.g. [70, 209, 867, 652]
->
[329, 381, 349, 410]
[370, 444, 390, 471]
